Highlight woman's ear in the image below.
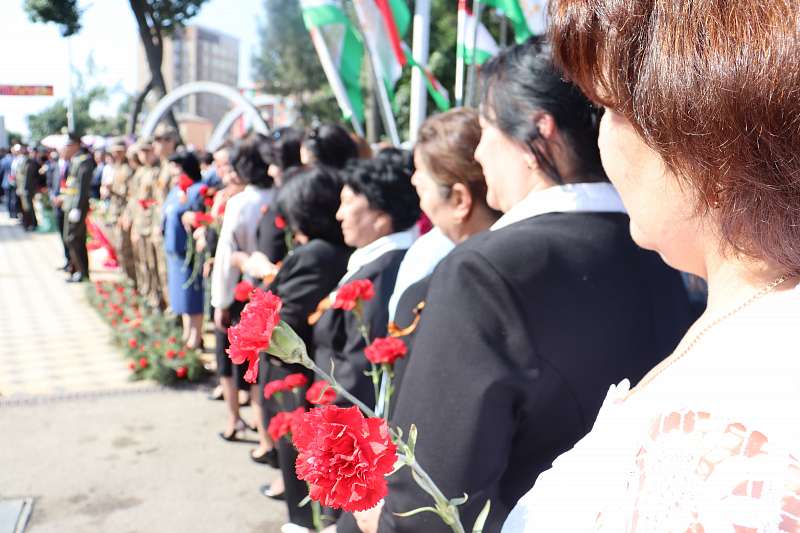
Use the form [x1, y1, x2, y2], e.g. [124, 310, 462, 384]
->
[449, 183, 474, 223]
[373, 211, 393, 235]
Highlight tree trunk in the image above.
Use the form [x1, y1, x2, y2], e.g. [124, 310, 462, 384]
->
[128, 0, 184, 145]
[128, 79, 154, 135]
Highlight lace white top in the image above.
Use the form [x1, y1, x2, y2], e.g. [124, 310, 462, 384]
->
[503, 284, 800, 532]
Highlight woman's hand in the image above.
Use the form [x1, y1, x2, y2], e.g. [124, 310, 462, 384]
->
[181, 211, 196, 231]
[214, 307, 230, 332]
[230, 251, 250, 269]
[354, 500, 383, 533]
[243, 251, 278, 279]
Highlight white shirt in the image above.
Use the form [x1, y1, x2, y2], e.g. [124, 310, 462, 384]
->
[503, 283, 800, 532]
[491, 182, 626, 231]
[338, 227, 418, 287]
[387, 227, 454, 321]
[210, 185, 274, 309]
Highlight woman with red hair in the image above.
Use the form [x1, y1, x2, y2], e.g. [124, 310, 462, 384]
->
[503, 1, 800, 530]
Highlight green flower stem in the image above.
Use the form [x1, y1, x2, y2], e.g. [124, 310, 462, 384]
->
[311, 497, 322, 531]
[379, 364, 393, 421]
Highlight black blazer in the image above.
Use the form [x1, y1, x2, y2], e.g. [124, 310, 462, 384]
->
[266, 239, 350, 349]
[257, 206, 289, 264]
[372, 212, 693, 533]
[388, 274, 432, 397]
[312, 249, 407, 407]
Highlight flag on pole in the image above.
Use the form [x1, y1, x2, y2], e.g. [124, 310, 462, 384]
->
[484, 0, 547, 42]
[353, 0, 411, 97]
[457, 0, 499, 65]
[401, 42, 450, 111]
[301, 0, 365, 123]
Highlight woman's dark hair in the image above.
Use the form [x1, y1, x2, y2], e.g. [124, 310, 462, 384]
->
[168, 151, 202, 182]
[199, 152, 214, 166]
[268, 127, 303, 172]
[341, 153, 420, 233]
[275, 166, 344, 245]
[480, 37, 606, 184]
[230, 135, 272, 188]
[303, 124, 359, 169]
[548, 0, 800, 271]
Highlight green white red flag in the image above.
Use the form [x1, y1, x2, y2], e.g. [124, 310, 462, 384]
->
[457, 0, 500, 65]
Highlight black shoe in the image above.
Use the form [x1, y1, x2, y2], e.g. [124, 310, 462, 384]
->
[218, 427, 241, 442]
[259, 483, 285, 501]
[56, 262, 70, 272]
[251, 448, 279, 468]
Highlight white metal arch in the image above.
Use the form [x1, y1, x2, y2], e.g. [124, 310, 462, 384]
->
[139, 81, 269, 141]
[206, 94, 281, 151]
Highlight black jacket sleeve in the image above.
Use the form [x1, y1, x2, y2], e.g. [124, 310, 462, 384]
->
[76, 158, 95, 214]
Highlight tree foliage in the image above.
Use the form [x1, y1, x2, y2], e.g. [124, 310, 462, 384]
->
[23, 0, 208, 136]
[252, 0, 328, 97]
[24, 0, 83, 37]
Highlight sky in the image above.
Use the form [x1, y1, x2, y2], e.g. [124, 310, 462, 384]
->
[0, 0, 264, 137]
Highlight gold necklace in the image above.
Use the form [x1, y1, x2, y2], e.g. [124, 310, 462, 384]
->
[626, 271, 798, 399]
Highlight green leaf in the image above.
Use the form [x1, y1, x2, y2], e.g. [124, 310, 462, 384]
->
[449, 493, 468, 507]
[407, 424, 418, 456]
[472, 500, 492, 533]
[298, 495, 311, 508]
[393, 506, 441, 518]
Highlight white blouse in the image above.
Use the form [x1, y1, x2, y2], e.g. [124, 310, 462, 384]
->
[503, 284, 800, 532]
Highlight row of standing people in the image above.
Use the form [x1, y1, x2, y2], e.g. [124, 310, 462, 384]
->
[186, 42, 696, 532]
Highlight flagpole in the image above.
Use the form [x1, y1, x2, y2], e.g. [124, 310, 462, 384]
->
[464, 0, 483, 107]
[455, 0, 466, 107]
[408, 0, 431, 143]
[309, 27, 365, 137]
[351, 0, 402, 146]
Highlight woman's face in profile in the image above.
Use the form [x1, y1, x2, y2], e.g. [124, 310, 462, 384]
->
[474, 115, 537, 213]
[336, 185, 388, 249]
[598, 108, 706, 275]
[411, 152, 457, 238]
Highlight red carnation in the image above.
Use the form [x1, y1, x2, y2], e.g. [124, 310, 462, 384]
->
[333, 279, 375, 311]
[166, 349, 177, 360]
[364, 337, 408, 365]
[227, 290, 283, 383]
[128, 361, 136, 371]
[234, 280, 255, 302]
[139, 357, 149, 369]
[268, 407, 304, 441]
[306, 381, 336, 405]
[274, 215, 286, 230]
[263, 379, 289, 400]
[138, 198, 155, 210]
[192, 212, 215, 228]
[128, 338, 138, 349]
[178, 174, 194, 192]
[198, 185, 209, 197]
[177, 350, 186, 359]
[283, 373, 309, 390]
[115, 285, 125, 293]
[203, 197, 214, 208]
[168, 336, 177, 344]
[176, 366, 188, 379]
[293, 406, 397, 512]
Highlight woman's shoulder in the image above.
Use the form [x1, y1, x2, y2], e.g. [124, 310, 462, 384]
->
[294, 240, 351, 266]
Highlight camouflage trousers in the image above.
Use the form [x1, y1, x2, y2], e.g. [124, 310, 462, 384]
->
[134, 236, 165, 311]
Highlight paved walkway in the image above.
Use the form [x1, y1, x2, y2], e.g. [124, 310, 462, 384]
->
[0, 208, 286, 532]
[0, 208, 135, 397]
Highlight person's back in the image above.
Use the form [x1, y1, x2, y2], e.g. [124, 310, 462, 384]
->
[377, 209, 692, 532]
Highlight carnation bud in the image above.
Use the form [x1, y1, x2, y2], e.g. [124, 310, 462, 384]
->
[266, 321, 313, 368]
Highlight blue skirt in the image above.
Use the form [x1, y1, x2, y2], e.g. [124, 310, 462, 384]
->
[166, 253, 204, 315]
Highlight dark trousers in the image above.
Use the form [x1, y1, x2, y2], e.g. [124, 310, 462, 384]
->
[64, 218, 89, 277]
[20, 193, 37, 229]
[214, 328, 250, 390]
[5, 186, 18, 218]
[264, 359, 315, 529]
[55, 207, 70, 264]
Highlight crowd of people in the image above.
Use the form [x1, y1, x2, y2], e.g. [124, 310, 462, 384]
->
[7, 1, 800, 529]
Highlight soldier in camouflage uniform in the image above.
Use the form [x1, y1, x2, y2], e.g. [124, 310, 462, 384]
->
[151, 124, 179, 311]
[56, 134, 96, 283]
[106, 139, 137, 286]
[130, 139, 164, 309]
